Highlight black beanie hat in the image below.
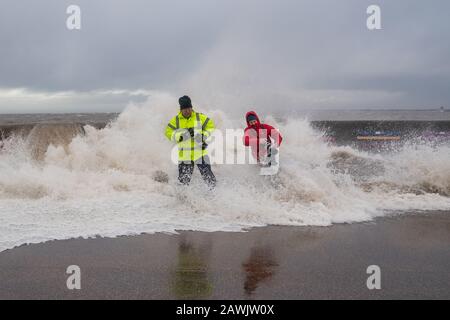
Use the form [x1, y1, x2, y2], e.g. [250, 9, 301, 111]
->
[179, 96, 192, 110]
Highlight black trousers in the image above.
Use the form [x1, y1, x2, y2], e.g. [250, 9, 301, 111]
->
[178, 156, 216, 188]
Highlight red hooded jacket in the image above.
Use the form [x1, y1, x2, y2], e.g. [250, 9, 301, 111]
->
[243, 111, 283, 161]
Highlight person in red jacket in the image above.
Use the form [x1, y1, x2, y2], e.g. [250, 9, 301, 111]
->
[243, 111, 283, 165]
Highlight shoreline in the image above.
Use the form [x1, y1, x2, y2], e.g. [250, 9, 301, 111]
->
[0, 211, 449, 299]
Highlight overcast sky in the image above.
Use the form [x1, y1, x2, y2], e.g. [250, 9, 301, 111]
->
[0, 0, 449, 114]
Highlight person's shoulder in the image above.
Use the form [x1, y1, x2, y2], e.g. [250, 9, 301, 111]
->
[168, 113, 180, 122]
[196, 111, 212, 121]
[262, 123, 275, 130]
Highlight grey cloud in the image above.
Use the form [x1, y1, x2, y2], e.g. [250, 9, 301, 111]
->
[0, 0, 449, 113]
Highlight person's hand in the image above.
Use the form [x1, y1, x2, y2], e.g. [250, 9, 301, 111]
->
[188, 128, 195, 137]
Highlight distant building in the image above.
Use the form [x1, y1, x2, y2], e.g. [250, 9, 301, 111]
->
[441, 106, 445, 112]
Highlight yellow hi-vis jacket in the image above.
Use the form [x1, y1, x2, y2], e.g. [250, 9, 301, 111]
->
[165, 110, 215, 162]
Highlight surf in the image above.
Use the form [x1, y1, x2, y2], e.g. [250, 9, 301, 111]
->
[0, 93, 449, 252]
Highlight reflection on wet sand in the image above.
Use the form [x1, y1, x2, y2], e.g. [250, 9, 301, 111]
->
[242, 246, 278, 296]
[0, 213, 449, 299]
[171, 237, 213, 299]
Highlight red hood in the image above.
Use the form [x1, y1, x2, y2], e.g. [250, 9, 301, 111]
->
[245, 111, 261, 127]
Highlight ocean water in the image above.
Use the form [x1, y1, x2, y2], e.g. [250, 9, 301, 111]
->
[1, 95, 450, 251]
[1, 108, 450, 126]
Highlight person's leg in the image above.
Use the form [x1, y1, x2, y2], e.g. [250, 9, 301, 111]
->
[178, 161, 194, 185]
[196, 156, 217, 189]
[267, 142, 272, 166]
[267, 142, 279, 167]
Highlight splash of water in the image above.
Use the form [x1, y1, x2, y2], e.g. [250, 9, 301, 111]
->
[0, 93, 449, 251]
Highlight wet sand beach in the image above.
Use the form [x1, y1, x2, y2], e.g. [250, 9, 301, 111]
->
[0, 211, 449, 300]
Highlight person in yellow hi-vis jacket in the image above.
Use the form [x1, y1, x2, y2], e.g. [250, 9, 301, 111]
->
[165, 96, 216, 188]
